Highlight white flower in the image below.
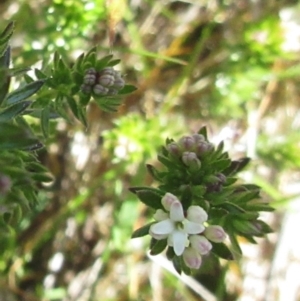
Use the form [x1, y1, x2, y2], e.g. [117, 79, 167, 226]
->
[149, 195, 206, 256]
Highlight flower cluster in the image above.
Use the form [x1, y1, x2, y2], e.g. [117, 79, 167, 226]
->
[131, 127, 273, 274]
[80, 67, 125, 96]
[149, 193, 226, 269]
[167, 134, 216, 171]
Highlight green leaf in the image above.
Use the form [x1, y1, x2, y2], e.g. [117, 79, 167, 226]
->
[76, 105, 87, 127]
[245, 203, 274, 212]
[180, 185, 193, 210]
[0, 21, 15, 46]
[0, 45, 11, 69]
[157, 154, 175, 169]
[211, 242, 234, 260]
[66, 96, 79, 119]
[0, 122, 42, 151]
[210, 158, 231, 172]
[107, 59, 121, 67]
[135, 189, 164, 209]
[30, 172, 53, 183]
[95, 54, 113, 70]
[0, 48, 11, 105]
[0, 100, 32, 122]
[150, 238, 167, 255]
[146, 164, 163, 181]
[166, 246, 176, 260]
[172, 256, 182, 274]
[10, 67, 32, 77]
[228, 231, 242, 257]
[131, 223, 154, 238]
[73, 52, 85, 72]
[41, 106, 50, 138]
[5, 80, 45, 105]
[34, 68, 48, 80]
[198, 126, 208, 140]
[118, 84, 137, 95]
[53, 51, 60, 69]
[129, 186, 165, 195]
[221, 202, 246, 214]
[233, 190, 260, 204]
[223, 157, 251, 176]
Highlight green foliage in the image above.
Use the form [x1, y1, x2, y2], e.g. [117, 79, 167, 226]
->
[0, 20, 136, 269]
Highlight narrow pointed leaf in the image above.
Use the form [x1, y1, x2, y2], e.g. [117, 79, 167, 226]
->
[131, 223, 154, 238]
[41, 107, 50, 138]
[0, 100, 32, 122]
[150, 238, 167, 255]
[146, 164, 163, 181]
[211, 242, 234, 260]
[6, 80, 45, 105]
[136, 190, 164, 209]
[0, 21, 15, 44]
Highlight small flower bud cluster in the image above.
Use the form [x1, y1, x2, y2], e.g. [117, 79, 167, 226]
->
[149, 193, 227, 270]
[166, 134, 214, 170]
[81, 67, 125, 96]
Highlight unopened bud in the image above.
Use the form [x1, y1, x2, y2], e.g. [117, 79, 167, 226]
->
[93, 84, 109, 95]
[112, 77, 125, 89]
[83, 72, 97, 86]
[98, 74, 115, 87]
[187, 206, 208, 223]
[161, 193, 179, 211]
[195, 141, 214, 157]
[192, 134, 205, 143]
[182, 152, 201, 170]
[204, 225, 227, 243]
[189, 235, 212, 255]
[178, 136, 196, 151]
[81, 84, 92, 94]
[166, 142, 181, 157]
[100, 67, 115, 76]
[183, 247, 202, 269]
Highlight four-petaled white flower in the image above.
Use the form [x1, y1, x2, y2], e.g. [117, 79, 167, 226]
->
[149, 193, 206, 256]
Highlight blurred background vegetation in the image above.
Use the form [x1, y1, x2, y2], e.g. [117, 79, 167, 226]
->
[1, 0, 300, 300]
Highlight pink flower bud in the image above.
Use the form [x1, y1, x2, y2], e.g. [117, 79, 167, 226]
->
[192, 134, 205, 143]
[204, 225, 227, 243]
[161, 193, 179, 211]
[181, 152, 201, 169]
[178, 136, 195, 151]
[166, 142, 181, 157]
[194, 141, 214, 157]
[183, 247, 202, 269]
[189, 235, 212, 255]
